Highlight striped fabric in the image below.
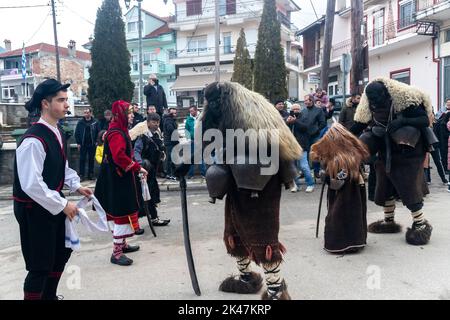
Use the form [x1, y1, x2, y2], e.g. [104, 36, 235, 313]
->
[21, 43, 26, 80]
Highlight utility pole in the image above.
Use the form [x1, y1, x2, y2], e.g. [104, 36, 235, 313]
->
[51, 0, 61, 81]
[138, 0, 144, 113]
[350, 0, 364, 94]
[321, 0, 336, 92]
[215, 0, 220, 82]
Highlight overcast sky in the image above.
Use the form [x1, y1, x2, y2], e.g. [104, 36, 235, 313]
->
[0, 0, 326, 52]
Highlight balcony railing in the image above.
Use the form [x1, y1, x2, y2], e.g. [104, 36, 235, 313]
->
[305, 19, 421, 69]
[169, 44, 258, 59]
[416, 0, 448, 11]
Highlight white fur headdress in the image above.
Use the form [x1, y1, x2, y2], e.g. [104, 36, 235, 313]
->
[354, 77, 433, 124]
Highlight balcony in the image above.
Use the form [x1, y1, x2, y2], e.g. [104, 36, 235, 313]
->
[130, 60, 170, 75]
[415, 0, 450, 21]
[302, 19, 433, 72]
[169, 44, 257, 65]
[0, 68, 32, 81]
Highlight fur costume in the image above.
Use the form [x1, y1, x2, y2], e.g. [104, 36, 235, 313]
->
[311, 123, 369, 253]
[354, 77, 433, 124]
[352, 78, 432, 245]
[200, 81, 301, 300]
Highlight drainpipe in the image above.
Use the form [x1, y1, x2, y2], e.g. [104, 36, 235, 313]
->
[432, 27, 441, 111]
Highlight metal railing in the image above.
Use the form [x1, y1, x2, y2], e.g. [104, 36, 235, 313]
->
[416, 0, 449, 11]
[304, 19, 420, 69]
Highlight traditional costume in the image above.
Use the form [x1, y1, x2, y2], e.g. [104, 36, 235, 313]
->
[95, 100, 141, 266]
[310, 123, 369, 253]
[13, 79, 80, 300]
[133, 114, 170, 226]
[200, 81, 302, 300]
[351, 78, 433, 245]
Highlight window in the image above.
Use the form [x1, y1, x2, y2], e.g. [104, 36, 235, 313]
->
[187, 0, 202, 16]
[390, 69, 411, 85]
[127, 21, 142, 33]
[143, 52, 157, 66]
[373, 9, 385, 47]
[444, 57, 450, 104]
[187, 36, 207, 54]
[399, 0, 415, 29]
[445, 29, 450, 43]
[219, 0, 236, 15]
[2, 86, 15, 99]
[5, 59, 20, 70]
[131, 55, 138, 71]
[223, 33, 232, 54]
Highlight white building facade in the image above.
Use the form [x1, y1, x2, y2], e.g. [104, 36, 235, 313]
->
[298, 0, 444, 109]
[169, 0, 302, 107]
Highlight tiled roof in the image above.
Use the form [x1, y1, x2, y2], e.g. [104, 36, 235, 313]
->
[0, 42, 91, 60]
[145, 24, 173, 38]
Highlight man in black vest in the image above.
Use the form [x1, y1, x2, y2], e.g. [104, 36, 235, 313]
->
[14, 79, 92, 300]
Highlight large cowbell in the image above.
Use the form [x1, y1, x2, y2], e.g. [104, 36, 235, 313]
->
[205, 165, 232, 203]
[229, 154, 273, 192]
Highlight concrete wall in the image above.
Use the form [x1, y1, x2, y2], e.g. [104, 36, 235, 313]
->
[369, 39, 439, 108]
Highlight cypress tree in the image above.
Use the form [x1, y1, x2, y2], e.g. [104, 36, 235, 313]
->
[253, 0, 287, 103]
[231, 28, 253, 90]
[88, 0, 134, 117]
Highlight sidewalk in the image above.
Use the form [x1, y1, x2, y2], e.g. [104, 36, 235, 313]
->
[0, 176, 207, 201]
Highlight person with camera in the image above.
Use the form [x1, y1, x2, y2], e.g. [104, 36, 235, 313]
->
[286, 103, 315, 193]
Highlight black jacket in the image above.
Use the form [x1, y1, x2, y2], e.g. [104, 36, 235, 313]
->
[75, 117, 98, 146]
[288, 117, 309, 150]
[132, 112, 145, 128]
[162, 114, 179, 146]
[144, 83, 168, 113]
[297, 106, 326, 139]
[97, 118, 110, 132]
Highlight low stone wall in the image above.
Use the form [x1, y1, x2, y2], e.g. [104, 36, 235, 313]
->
[0, 103, 90, 127]
[0, 143, 92, 185]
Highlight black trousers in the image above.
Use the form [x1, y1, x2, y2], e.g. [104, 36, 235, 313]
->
[14, 201, 72, 299]
[430, 148, 447, 183]
[79, 144, 96, 177]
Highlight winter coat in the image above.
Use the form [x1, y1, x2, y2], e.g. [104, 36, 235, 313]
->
[296, 106, 326, 139]
[185, 115, 196, 141]
[163, 114, 179, 146]
[339, 98, 358, 130]
[447, 120, 450, 170]
[288, 117, 309, 150]
[75, 117, 98, 146]
[144, 83, 168, 113]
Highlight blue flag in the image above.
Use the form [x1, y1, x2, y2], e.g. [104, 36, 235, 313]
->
[22, 43, 26, 80]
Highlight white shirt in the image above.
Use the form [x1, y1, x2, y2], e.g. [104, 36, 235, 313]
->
[16, 118, 82, 215]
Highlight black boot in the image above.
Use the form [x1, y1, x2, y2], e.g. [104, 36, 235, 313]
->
[219, 272, 263, 294]
[406, 220, 433, 245]
[368, 220, 402, 233]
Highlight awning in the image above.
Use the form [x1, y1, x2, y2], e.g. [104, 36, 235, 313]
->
[171, 73, 232, 91]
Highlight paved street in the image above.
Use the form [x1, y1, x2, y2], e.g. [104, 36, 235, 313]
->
[1, 175, 450, 300]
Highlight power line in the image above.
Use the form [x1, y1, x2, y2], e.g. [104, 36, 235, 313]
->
[309, 0, 319, 20]
[57, 0, 94, 25]
[0, 4, 50, 9]
[26, 10, 52, 44]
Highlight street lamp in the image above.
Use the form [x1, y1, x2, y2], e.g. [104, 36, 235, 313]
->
[124, 0, 144, 113]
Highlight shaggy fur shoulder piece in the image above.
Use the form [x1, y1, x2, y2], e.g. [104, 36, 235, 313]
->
[211, 81, 302, 161]
[129, 121, 149, 141]
[354, 77, 433, 124]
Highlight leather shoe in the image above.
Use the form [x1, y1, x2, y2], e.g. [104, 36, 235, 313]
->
[110, 254, 133, 266]
[123, 244, 140, 253]
[134, 228, 145, 235]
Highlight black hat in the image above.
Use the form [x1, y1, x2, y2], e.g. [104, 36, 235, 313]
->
[25, 79, 70, 112]
[274, 99, 285, 105]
